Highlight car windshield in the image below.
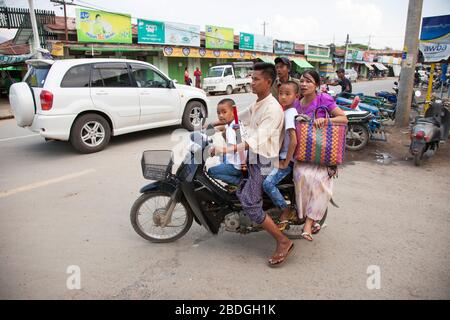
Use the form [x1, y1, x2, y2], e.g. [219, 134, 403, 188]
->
[208, 67, 224, 77]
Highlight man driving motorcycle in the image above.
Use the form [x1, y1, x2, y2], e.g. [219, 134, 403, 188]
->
[211, 62, 295, 267]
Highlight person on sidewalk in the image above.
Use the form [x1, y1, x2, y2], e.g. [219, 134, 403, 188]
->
[194, 67, 202, 88]
[328, 68, 352, 95]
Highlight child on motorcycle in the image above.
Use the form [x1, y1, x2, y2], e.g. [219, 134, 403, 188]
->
[207, 99, 247, 187]
[262, 81, 299, 231]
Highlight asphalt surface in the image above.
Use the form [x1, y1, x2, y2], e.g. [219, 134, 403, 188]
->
[0, 78, 449, 299]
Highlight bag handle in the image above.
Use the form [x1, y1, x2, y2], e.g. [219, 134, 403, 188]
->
[313, 94, 331, 122]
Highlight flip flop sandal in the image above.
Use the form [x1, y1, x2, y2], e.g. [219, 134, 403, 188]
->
[312, 222, 321, 234]
[277, 210, 297, 231]
[268, 242, 294, 267]
[277, 220, 289, 231]
[301, 232, 313, 241]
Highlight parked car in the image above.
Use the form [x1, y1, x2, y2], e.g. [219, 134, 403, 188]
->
[202, 61, 253, 95]
[9, 58, 209, 153]
[345, 69, 358, 82]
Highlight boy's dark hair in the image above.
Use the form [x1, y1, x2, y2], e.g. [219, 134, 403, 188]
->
[218, 98, 236, 109]
[253, 62, 276, 85]
[301, 70, 321, 87]
[280, 81, 300, 94]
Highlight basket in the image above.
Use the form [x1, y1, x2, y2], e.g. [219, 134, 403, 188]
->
[141, 150, 173, 180]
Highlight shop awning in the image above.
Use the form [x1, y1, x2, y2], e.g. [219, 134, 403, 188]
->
[292, 58, 314, 69]
[373, 63, 388, 71]
[306, 55, 333, 64]
[258, 56, 275, 63]
[364, 62, 374, 70]
[0, 53, 34, 65]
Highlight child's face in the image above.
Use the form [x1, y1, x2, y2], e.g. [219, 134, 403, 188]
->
[217, 103, 235, 124]
[278, 85, 299, 108]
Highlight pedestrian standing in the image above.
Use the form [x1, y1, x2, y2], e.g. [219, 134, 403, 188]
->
[194, 67, 202, 88]
[184, 67, 191, 86]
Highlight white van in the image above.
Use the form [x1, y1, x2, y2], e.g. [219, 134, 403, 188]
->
[202, 62, 253, 95]
[9, 58, 209, 153]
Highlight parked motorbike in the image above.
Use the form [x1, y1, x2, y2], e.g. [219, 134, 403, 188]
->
[130, 127, 329, 243]
[410, 99, 450, 166]
[375, 82, 399, 104]
[344, 109, 373, 151]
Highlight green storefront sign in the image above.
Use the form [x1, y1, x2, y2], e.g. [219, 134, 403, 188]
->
[239, 32, 254, 50]
[138, 19, 165, 44]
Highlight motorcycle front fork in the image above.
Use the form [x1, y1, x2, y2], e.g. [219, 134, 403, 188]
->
[161, 188, 181, 227]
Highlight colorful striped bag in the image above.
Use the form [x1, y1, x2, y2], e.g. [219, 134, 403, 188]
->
[294, 107, 347, 166]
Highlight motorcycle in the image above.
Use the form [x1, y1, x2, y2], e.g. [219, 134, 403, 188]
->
[375, 82, 399, 104]
[410, 98, 450, 166]
[130, 126, 329, 243]
[344, 109, 373, 151]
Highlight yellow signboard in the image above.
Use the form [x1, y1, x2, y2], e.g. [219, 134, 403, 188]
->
[162, 46, 258, 59]
[76, 8, 132, 44]
[205, 25, 234, 50]
[50, 42, 64, 56]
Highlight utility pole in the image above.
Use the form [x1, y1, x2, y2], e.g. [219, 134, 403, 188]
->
[50, 0, 68, 41]
[367, 35, 371, 51]
[395, 0, 423, 127]
[344, 34, 350, 69]
[262, 21, 268, 36]
[28, 0, 42, 58]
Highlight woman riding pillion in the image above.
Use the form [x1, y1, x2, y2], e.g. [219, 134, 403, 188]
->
[294, 70, 348, 241]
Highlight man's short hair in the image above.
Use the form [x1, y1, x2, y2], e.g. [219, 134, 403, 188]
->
[280, 81, 299, 94]
[217, 98, 235, 109]
[336, 68, 345, 74]
[253, 62, 276, 85]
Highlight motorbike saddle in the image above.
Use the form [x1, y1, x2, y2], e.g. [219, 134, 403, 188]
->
[344, 110, 371, 120]
[416, 117, 440, 126]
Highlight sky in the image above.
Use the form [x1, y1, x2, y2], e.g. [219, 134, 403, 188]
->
[1, 0, 450, 50]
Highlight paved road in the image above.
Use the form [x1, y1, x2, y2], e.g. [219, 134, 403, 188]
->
[0, 78, 449, 299]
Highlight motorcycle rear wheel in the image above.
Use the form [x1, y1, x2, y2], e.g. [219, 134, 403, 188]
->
[346, 124, 369, 151]
[130, 191, 193, 243]
[414, 152, 424, 166]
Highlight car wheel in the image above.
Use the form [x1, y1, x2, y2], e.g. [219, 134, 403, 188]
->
[244, 83, 251, 93]
[70, 113, 111, 154]
[182, 101, 206, 131]
[226, 85, 233, 95]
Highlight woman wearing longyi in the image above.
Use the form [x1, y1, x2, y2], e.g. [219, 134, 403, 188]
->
[293, 70, 348, 241]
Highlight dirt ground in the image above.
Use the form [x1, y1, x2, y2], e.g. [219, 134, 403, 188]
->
[345, 121, 450, 166]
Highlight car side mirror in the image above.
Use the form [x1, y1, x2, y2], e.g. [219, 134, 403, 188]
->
[169, 80, 176, 88]
[394, 81, 398, 85]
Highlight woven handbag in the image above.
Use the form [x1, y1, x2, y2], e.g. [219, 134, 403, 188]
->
[294, 106, 347, 166]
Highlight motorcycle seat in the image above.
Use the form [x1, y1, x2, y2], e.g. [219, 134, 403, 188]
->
[416, 117, 440, 126]
[344, 110, 371, 120]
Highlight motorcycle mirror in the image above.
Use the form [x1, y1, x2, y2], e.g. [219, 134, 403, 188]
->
[394, 81, 398, 85]
[415, 90, 422, 97]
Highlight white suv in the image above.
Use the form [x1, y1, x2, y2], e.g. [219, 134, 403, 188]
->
[9, 58, 209, 153]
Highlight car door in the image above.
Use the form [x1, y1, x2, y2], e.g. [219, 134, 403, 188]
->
[90, 62, 140, 129]
[129, 63, 181, 126]
[223, 66, 234, 87]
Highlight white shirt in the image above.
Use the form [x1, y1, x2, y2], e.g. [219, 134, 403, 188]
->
[225, 120, 248, 170]
[238, 94, 284, 159]
[279, 107, 298, 160]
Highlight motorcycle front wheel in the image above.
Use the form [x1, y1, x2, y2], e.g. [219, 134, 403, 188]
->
[130, 191, 193, 243]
